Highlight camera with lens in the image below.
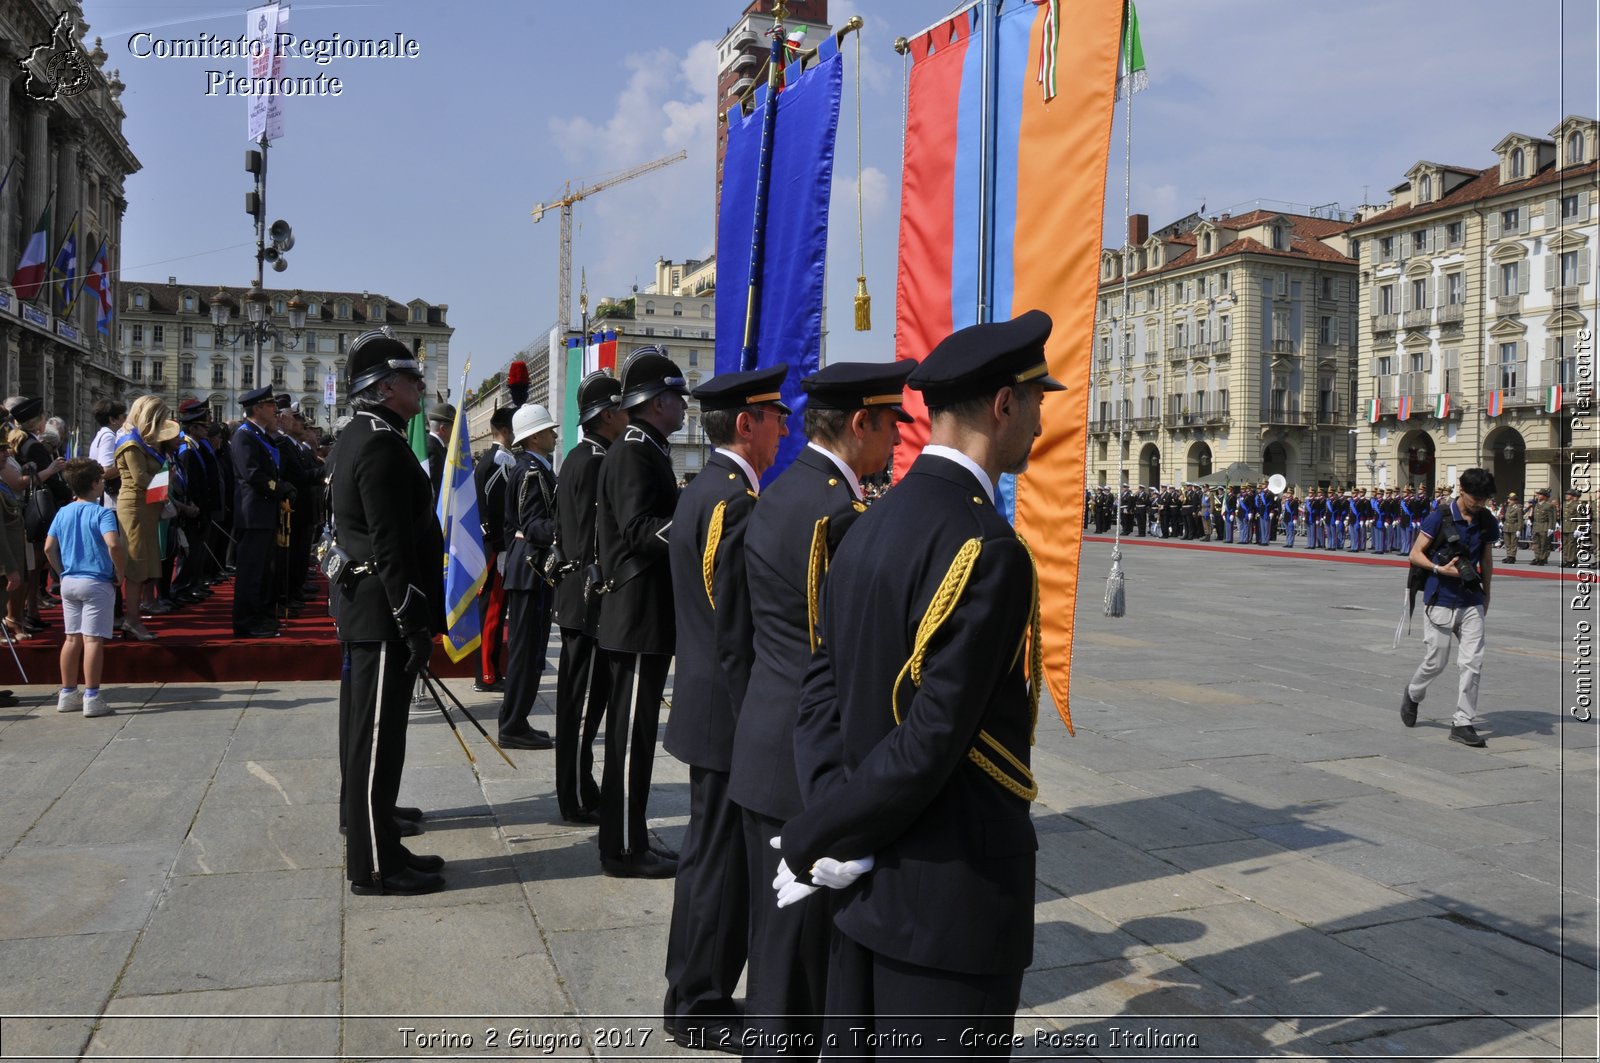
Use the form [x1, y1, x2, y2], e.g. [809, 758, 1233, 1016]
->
[1432, 536, 1481, 585]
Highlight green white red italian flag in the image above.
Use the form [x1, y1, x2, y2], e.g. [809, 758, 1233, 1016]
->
[1546, 385, 1562, 413]
[1434, 393, 1450, 418]
[10, 207, 48, 302]
[1366, 397, 1381, 423]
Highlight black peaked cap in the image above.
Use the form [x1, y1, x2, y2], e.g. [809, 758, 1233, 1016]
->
[693, 364, 791, 415]
[907, 309, 1064, 408]
[803, 360, 915, 423]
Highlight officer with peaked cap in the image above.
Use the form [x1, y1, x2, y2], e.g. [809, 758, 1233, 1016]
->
[661, 363, 790, 1045]
[498, 401, 560, 750]
[552, 371, 627, 823]
[329, 330, 446, 895]
[776, 310, 1061, 1046]
[232, 385, 288, 637]
[729, 359, 912, 1056]
[593, 346, 688, 878]
[426, 402, 455, 505]
[172, 400, 215, 603]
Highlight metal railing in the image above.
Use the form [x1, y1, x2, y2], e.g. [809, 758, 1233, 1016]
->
[1260, 409, 1312, 426]
[1437, 303, 1464, 324]
[1372, 313, 1399, 333]
[1494, 295, 1522, 317]
[1403, 309, 1431, 328]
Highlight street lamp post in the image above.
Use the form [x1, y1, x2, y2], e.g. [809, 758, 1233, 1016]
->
[211, 284, 306, 414]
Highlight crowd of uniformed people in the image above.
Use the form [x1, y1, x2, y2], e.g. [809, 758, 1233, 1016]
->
[327, 316, 1062, 1055]
[1088, 481, 1585, 566]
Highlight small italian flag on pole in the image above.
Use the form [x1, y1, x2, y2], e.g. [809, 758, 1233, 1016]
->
[1546, 385, 1563, 413]
[1115, 1, 1147, 100]
[1367, 397, 1381, 423]
[144, 465, 170, 505]
[1434, 393, 1450, 418]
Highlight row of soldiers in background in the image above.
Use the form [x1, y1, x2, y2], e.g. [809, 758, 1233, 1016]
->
[228, 387, 327, 638]
[461, 330, 1046, 1052]
[1086, 482, 1584, 564]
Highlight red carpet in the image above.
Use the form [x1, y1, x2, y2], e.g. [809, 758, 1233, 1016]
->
[3, 574, 475, 685]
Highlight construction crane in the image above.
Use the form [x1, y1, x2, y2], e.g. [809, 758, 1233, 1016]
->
[532, 149, 688, 333]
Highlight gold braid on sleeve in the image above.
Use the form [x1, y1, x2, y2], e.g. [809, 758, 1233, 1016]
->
[890, 538, 1037, 802]
[807, 516, 830, 652]
[701, 499, 728, 610]
[1014, 534, 1042, 745]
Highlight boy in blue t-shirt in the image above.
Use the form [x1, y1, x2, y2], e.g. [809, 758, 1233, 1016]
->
[44, 459, 124, 718]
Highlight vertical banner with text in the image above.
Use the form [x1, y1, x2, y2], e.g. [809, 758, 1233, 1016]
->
[246, 3, 288, 140]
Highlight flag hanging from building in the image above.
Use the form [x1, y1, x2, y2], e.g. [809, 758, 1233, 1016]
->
[890, 0, 1123, 732]
[1433, 392, 1450, 419]
[1546, 384, 1563, 413]
[83, 238, 112, 334]
[1367, 397, 1381, 423]
[52, 216, 78, 315]
[715, 29, 843, 484]
[1397, 395, 1412, 421]
[1487, 390, 1503, 417]
[435, 398, 486, 662]
[1114, 0, 1147, 99]
[10, 206, 49, 303]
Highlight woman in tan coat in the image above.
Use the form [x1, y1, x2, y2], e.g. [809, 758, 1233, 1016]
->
[114, 396, 177, 641]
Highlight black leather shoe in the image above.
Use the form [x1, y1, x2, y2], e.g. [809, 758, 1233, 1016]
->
[394, 805, 424, 822]
[237, 627, 280, 639]
[1450, 725, 1487, 748]
[648, 840, 680, 862]
[600, 850, 678, 879]
[396, 817, 424, 837]
[350, 867, 445, 896]
[404, 851, 446, 873]
[562, 808, 602, 826]
[473, 678, 505, 693]
[499, 731, 554, 750]
[532, 728, 552, 742]
[1400, 689, 1418, 728]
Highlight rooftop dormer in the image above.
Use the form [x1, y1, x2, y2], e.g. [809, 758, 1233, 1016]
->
[1493, 132, 1555, 185]
[1550, 115, 1598, 169]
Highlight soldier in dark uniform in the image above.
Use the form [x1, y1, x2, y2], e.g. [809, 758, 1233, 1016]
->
[662, 365, 791, 1047]
[330, 331, 445, 896]
[173, 400, 215, 603]
[425, 403, 452, 505]
[498, 402, 560, 750]
[473, 407, 515, 693]
[594, 347, 688, 878]
[231, 387, 289, 638]
[730, 361, 912, 1057]
[777, 311, 1060, 1049]
[551, 372, 626, 823]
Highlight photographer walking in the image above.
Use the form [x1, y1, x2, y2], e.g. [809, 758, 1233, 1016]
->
[1401, 467, 1497, 748]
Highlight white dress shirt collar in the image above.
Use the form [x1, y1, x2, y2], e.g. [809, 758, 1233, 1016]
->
[921, 444, 995, 503]
[806, 442, 863, 501]
[714, 447, 761, 496]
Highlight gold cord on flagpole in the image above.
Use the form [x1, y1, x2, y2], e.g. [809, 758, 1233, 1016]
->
[853, 26, 871, 332]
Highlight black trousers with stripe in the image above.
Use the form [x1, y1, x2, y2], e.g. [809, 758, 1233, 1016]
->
[498, 587, 552, 738]
[741, 808, 829, 1058]
[598, 651, 669, 860]
[341, 640, 414, 884]
[663, 766, 748, 1024]
[555, 627, 609, 819]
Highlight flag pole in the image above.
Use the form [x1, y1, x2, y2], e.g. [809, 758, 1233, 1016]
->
[738, 0, 790, 372]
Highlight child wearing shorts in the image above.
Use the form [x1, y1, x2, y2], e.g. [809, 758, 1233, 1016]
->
[45, 458, 124, 718]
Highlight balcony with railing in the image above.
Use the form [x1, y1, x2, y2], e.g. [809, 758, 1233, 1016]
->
[1437, 303, 1464, 324]
[1260, 408, 1312, 426]
[1205, 339, 1231, 356]
[1372, 313, 1399, 333]
[1494, 295, 1522, 317]
[1402, 309, 1431, 328]
[1317, 407, 1351, 425]
[1554, 285, 1584, 309]
[1267, 338, 1298, 355]
[1128, 415, 1161, 432]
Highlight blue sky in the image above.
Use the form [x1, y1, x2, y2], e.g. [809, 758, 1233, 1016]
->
[80, 0, 1598, 395]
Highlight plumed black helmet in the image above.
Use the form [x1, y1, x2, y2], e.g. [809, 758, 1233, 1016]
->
[347, 329, 423, 394]
[577, 369, 623, 424]
[617, 346, 688, 411]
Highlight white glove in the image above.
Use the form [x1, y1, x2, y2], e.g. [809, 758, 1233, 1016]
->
[496, 552, 507, 576]
[810, 854, 875, 890]
[769, 835, 819, 909]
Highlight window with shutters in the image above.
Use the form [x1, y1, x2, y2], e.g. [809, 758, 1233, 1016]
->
[1411, 278, 1428, 309]
[1418, 175, 1432, 201]
[1502, 207, 1520, 234]
[1412, 230, 1428, 254]
[131, 324, 143, 344]
[211, 364, 225, 388]
[242, 362, 255, 388]
[1447, 273, 1464, 304]
[181, 325, 194, 347]
[1379, 285, 1396, 314]
[1498, 342, 1522, 390]
[1318, 376, 1336, 419]
[1321, 277, 1333, 300]
[151, 360, 165, 385]
[303, 367, 317, 390]
[130, 360, 143, 382]
[1569, 130, 1586, 166]
[1562, 194, 1581, 221]
[152, 325, 164, 346]
[271, 363, 285, 387]
[1558, 250, 1582, 287]
[180, 363, 194, 387]
[1318, 315, 1333, 344]
[1272, 225, 1286, 251]
[1447, 221, 1464, 246]
[1443, 350, 1460, 396]
[1220, 315, 1231, 341]
[1217, 378, 1228, 414]
[1510, 149, 1525, 179]
[1408, 351, 1425, 375]
[1499, 262, 1520, 294]
[1379, 236, 1394, 261]
[1173, 323, 1186, 349]
[1555, 335, 1580, 385]
[1377, 355, 1394, 377]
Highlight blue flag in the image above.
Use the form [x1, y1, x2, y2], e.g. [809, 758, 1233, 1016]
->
[715, 34, 843, 485]
[436, 403, 486, 662]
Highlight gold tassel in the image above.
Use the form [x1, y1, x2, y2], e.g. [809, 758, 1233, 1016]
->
[854, 275, 871, 331]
